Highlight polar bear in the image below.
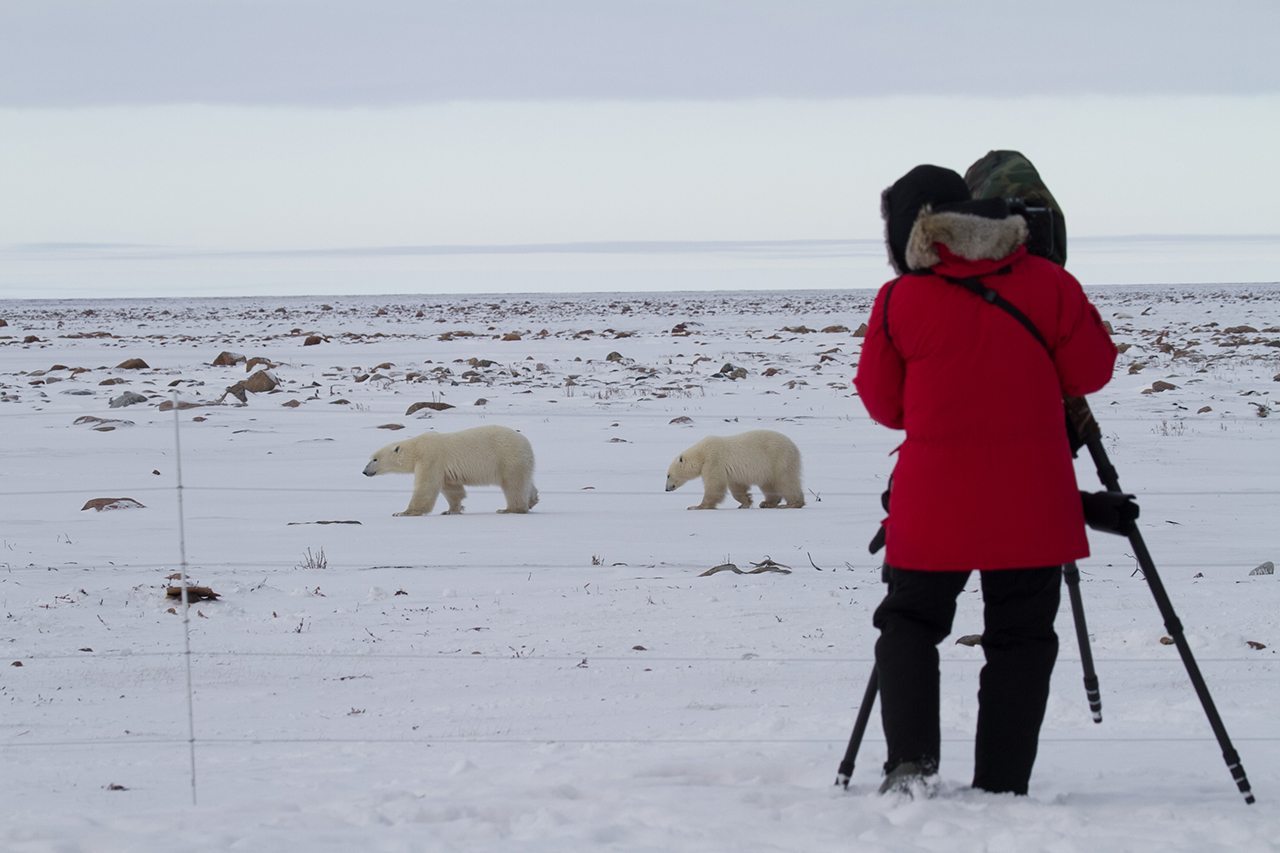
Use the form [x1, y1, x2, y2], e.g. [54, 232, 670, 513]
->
[665, 430, 804, 510]
[363, 425, 539, 516]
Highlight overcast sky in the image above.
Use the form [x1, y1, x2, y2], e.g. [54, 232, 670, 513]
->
[2, 1, 1278, 297]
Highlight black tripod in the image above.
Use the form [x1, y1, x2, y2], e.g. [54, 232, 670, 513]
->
[837, 397, 1255, 804]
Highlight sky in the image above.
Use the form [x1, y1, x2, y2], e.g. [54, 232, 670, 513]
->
[2, 0, 1279, 298]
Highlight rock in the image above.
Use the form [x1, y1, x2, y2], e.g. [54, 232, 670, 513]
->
[245, 356, 278, 372]
[669, 416, 694, 425]
[211, 351, 245, 366]
[605, 351, 625, 362]
[23, 335, 41, 343]
[821, 325, 850, 334]
[1223, 325, 1258, 334]
[281, 399, 302, 408]
[1150, 380, 1177, 392]
[377, 423, 405, 430]
[81, 497, 146, 511]
[0, 318, 7, 327]
[781, 325, 815, 334]
[714, 363, 747, 380]
[853, 323, 869, 337]
[98, 377, 126, 385]
[1249, 561, 1275, 576]
[73, 415, 134, 431]
[116, 358, 149, 370]
[303, 335, 323, 346]
[406, 401, 454, 415]
[955, 634, 983, 646]
[474, 398, 488, 406]
[501, 332, 522, 341]
[242, 370, 279, 393]
[109, 391, 149, 408]
[1197, 406, 1212, 414]
[157, 400, 202, 411]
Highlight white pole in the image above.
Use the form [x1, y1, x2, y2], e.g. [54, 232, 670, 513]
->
[171, 392, 199, 806]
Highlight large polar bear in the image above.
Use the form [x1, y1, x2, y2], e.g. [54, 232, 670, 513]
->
[665, 429, 804, 510]
[363, 425, 539, 516]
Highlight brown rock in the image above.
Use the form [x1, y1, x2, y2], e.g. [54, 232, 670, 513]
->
[501, 332, 522, 341]
[243, 370, 279, 393]
[821, 325, 850, 334]
[281, 399, 302, 408]
[157, 400, 202, 411]
[1197, 406, 1212, 414]
[116, 358, 149, 370]
[406, 401, 454, 415]
[378, 423, 406, 430]
[853, 323, 869, 338]
[81, 497, 146, 512]
[245, 356, 278, 372]
[1150, 380, 1177, 392]
[303, 335, 323, 346]
[99, 377, 127, 385]
[211, 351, 245, 366]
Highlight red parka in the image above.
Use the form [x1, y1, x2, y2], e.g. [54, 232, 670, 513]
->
[854, 209, 1117, 571]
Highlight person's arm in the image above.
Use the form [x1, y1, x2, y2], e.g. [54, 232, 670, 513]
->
[1052, 270, 1117, 397]
[854, 283, 907, 429]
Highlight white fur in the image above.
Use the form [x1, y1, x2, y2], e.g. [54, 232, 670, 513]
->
[665, 430, 804, 510]
[363, 425, 539, 516]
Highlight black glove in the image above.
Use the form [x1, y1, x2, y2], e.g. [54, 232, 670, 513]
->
[868, 524, 886, 555]
[1080, 490, 1139, 536]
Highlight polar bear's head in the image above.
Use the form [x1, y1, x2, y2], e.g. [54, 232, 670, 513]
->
[665, 448, 704, 492]
[363, 440, 415, 477]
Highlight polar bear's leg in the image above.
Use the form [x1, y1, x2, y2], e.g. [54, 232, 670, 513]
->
[396, 466, 441, 516]
[498, 476, 533, 513]
[760, 485, 782, 508]
[729, 483, 754, 509]
[527, 484, 540, 509]
[690, 472, 727, 510]
[441, 482, 467, 514]
[781, 474, 805, 508]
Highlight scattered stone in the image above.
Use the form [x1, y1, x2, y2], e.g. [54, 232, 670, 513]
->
[245, 356, 278, 372]
[474, 398, 488, 406]
[1159, 636, 1175, 645]
[23, 335, 41, 343]
[116, 358, 149, 370]
[165, 585, 220, 601]
[99, 377, 127, 385]
[281, 399, 302, 408]
[1246, 641, 1267, 650]
[501, 332, 522, 341]
[243, 370, 279, 393]
[669, 416, 694, 425]
[211, 351, 245, 366]
[605, 351, 625, 362]
[853, 323, 869, 337]
[377, 423, 405, 430]
[109, 391, 149, 408]
[73, 415, 134, 431]
[406, 401, 454, 415]
[1249, 561, 1275, 576]
[1197, 406, 1212, 414]
[157, 399, 202, 411]
[955, 634, 983, 647]
[1223, 325, 1258, 334]
[821, 325, 850, 334]
[81, 497, 146, 512]
[1144, 380, 1177, 393]
[303, 335, 324, 346]
[714, 363, 747, 380]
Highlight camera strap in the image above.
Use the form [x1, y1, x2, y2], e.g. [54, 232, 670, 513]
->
[880, 264, 1051, 358]
[937, 265, 1052, 356]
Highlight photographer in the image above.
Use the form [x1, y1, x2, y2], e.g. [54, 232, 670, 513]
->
[853, 164, 1117, 796]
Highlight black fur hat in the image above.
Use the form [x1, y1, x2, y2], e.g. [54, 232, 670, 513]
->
[881, 164, 971, 274]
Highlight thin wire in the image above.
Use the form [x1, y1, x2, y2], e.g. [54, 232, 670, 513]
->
[171, 392, 198, 806]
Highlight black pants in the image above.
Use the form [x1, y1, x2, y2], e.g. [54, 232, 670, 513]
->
[873, 565, 1062, 795]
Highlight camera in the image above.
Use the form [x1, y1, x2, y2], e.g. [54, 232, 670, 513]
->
[1008, 198, 1059, 262]
[1007, 198, 1064, 265]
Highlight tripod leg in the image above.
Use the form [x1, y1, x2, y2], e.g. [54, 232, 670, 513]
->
[835, 666, 878, 788]
[1062, 561, 1102, 722]
[1126, 527, 1255, 804]
[1071, 398, 1256, 803]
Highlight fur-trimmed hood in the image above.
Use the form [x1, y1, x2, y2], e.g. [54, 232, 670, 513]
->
[901, 205, 1028, 274]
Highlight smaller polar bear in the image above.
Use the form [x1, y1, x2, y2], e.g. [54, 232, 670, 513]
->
[363, 425, 539, 516]
[665, 429, 804, 510]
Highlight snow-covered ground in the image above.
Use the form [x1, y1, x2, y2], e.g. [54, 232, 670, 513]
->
[1, 286, 1277, 852]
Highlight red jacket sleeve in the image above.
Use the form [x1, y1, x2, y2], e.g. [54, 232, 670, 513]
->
[854, 282, 907, 429]
[1051, 270, 1118, 398]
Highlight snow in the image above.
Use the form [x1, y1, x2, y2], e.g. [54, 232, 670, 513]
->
[1, 286, 1278, 851]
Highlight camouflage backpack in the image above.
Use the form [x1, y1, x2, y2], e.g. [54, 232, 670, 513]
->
[964, 150, 1068, 266]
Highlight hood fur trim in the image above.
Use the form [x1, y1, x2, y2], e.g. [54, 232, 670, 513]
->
[904, 207, 1028, 272]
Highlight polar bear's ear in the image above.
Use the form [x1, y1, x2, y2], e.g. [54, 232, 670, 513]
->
[678, 455, 684, 462]
[393, 446, 400, 453]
